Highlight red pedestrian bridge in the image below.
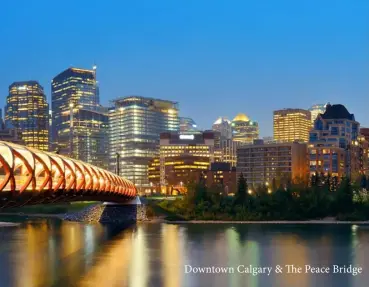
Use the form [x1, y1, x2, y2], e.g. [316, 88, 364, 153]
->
[0, 141, 136, 208]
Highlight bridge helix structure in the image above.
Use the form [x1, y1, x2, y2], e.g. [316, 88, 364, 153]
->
[0, 141, 137, 208]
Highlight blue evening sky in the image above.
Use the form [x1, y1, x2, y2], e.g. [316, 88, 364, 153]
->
[0, 0, 368, 136]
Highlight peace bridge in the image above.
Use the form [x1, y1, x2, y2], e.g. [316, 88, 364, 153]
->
[0, 141, 136, 209]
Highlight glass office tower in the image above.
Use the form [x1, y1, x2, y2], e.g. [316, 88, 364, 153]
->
[109, 96, 179, 191]
[5, 81, 49, 150]
[179, 117, 201, 134]
[51, 67, 108, 168]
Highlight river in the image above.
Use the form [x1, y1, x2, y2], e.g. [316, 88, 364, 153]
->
[0, 216, 368, 287]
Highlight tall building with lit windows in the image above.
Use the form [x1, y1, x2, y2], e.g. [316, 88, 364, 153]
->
[309, 103, 327, 124]
[308, 104, 367, 178]
[51, 67, 108, 168]
[151, 131, 216, 194]
[5, 81, 49, 150]
[109, 96, 179, 190]
[212, 117, 232, 140]
[273, 109, 311, 142]
[237, 139, 308, 187]
[179, 117, 201, 134]
[231, 113, 259, 144]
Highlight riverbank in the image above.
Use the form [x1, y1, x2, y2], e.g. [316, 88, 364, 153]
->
[1, 211, 369, 225]
[0, 221, 20, 227]
[0, 212, 62, 218]
[162, 220, 369, 224]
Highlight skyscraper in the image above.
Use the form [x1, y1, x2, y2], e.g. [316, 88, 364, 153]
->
[308, 104, 367, 178]
[157, 131, 216, 194]
[5, 81, 49, 150]
[51, 67, 108, 168]
[231, 113, 259, 144]
[109, 96, 179, 190]
[273, 109, 311, 142]
[179, 117, 201, 134]
[309, 104, 327, 124]
[212, 117, 232, 140]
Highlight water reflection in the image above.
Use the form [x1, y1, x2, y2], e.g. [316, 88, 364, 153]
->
[0, 219, 369, 287]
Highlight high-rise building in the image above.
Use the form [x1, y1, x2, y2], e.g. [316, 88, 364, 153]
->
[231, 113, 259, 144]
[5, 81, 49, 150]
[179, 117, 201, 134]
[273, 109, 311, 142]
[309, 104, 327, 124]
[212, 117, 232, 140]
[0, 129, 24, 145]
[109, 96, 179, 190]
[51, 67, 108, 168]
[0, 108, 4, 130]
[308, 104, 367, 178]
[237, 140, 308, 188]
[218, 138, 239, 167]
[155, 131, 216, 194]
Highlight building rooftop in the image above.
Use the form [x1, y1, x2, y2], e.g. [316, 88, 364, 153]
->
[213, 116, 231, 125]
[233, 113, 249, 122]
[321, 104, 355, 121]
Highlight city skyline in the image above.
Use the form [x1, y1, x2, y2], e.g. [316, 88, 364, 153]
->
[1, 0, 368, 137]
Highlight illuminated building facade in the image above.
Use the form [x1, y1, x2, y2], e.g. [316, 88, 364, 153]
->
[51, 67, 108, 169]
[360, 128, 369, 142]
[179, 117, 201, 134]
[0, 129, 24, 145]
[309, 104, 327, 124]
[237, 140, 308, 187]
[148, 158, 161, 191]
[273, 109, 311, 142]
[308, 104, 367, 178]
[231, 113, 259, 144]
[109, 96, 179, 190]
[5, 81, 49, 150]
[204, 162, 237, 195]
[212, 117, 232, 140]
[157, 131, 216, 194]
[215, 136, 239, 167]
[212, 117, 239, 166]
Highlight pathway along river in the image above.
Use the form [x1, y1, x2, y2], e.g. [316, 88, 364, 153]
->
[0, 216, 369, 287]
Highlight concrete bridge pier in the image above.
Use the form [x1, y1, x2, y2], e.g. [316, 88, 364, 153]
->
[63, 197, 148, 224]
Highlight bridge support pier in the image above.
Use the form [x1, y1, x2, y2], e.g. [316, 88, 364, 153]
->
[63, 197, 147, 224]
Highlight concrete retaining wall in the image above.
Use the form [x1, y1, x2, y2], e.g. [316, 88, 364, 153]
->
[63, 203, 148, 224]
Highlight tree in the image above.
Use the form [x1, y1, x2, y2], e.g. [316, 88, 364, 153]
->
[360, 174, 367, 190]
[335, 177, 353, 214]
[272, 177, 277, 192]
[234, 173, 248, 206]
[324, 173, 331, 191]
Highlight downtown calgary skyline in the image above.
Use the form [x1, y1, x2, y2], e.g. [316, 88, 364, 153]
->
[2, 64, 368, 195]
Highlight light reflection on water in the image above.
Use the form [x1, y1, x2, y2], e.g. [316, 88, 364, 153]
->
[0, 218, 368, 287]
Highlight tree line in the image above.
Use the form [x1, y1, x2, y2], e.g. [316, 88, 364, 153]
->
[157, 173, 369, 221]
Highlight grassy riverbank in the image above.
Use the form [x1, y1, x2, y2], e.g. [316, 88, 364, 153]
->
[0, 202, 97, 215]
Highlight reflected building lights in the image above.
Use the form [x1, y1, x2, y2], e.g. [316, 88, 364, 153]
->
[129, 225, 148, 287]
[161, 224, 182, 287]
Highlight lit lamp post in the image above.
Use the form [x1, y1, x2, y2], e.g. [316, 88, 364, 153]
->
[69, 103, 74, 157]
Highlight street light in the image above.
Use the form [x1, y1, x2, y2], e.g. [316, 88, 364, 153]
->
[69, 103, 74, 157]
